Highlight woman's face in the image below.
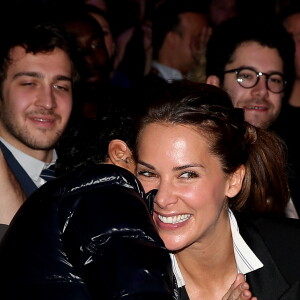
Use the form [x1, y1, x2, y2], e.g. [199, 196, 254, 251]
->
[136, 123, 242, 251]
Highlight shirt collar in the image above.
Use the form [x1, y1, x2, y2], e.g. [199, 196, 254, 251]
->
[152, 61, 183, 82]
[0, 137, 57, 186]
[228, 209, 264, 274]
[171, 209, 264, 288]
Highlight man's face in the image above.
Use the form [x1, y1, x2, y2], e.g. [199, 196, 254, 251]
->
[209, 0, 238, 27]
[283, 13, 300, 79]
[0, 46, 73, 160]
[175, 12, 209, 75]
[222, 41, 284, 129]
[64, 17, 110, 91]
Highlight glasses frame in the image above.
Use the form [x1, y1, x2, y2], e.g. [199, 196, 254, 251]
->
[223, 67, 286, 94]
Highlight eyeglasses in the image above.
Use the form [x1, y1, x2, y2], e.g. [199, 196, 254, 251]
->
[223, 67, 286, 94]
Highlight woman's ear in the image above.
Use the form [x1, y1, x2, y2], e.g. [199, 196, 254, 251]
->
[206, 75, 221, 88]
[226, 165, 245, 198]
[108, 139, 135, 173]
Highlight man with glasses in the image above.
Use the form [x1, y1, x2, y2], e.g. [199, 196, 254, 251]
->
[205, 15, 295, 130]
[205, 15, 300, 218]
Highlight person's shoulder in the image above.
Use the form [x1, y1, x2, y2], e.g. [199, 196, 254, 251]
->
[253, 213, 300, 229]
[62, 163, 141, 192]
[0, 224, 9, 243]
[237, 212, 300, 229]
[237, 213, 300, 283]
[33, 163, 142, 201]
[237, 212, 300, 243]
[140, 71, 167, 87]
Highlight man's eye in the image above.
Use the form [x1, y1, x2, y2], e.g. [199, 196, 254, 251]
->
[179, 171, 198, 179]
[21, 82, 35, 86]
[239, 73, 252, 80]
[269, 77, 283, 84]
[53, 84, 70, 91]
[91, 40, 104, 50]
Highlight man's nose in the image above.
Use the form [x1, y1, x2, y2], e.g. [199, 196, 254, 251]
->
[35, 86, 57, 109]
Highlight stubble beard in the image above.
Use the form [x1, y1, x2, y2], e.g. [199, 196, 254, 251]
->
[0, 110, 64, 151]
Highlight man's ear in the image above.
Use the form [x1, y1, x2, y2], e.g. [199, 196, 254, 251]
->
[165, 31, 180, 48]
[226, 165, 245, 198]
[206, 75, 221, 87]
[108, 139, 135, 173]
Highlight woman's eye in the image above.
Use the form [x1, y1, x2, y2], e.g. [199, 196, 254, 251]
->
[179, 171, 198, 179]
[137, 170, 157, 178]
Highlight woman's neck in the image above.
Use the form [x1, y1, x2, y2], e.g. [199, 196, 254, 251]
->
[174, 212, 237, 300]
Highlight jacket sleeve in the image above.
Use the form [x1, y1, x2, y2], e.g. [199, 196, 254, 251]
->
[0, 164, 175, 300]
[62, 184, 175, 299]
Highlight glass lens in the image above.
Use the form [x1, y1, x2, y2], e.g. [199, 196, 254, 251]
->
[268, 74, 285, 93]
[236, 69, 257, 88]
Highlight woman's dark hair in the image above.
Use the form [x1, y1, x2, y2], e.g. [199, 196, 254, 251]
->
[134, 82, 289, 216]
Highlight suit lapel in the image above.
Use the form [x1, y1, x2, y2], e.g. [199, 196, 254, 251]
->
[238, 217, 289, 300]
[278, 281, 300, 299]
[0, 141, 37, 197]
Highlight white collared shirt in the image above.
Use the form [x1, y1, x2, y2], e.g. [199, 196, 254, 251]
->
[0, 137, 57, 188]
[152, 61, 183, 82]
[285, 198, 299, 219]
[171, 209, 264, 288]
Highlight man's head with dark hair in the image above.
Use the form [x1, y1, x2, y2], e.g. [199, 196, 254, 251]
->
[151, 0, 209, 75]
[53, 7, 110, 92]
[206, 15, 295, 129]
[281, 4, 300, 80]
[56, 105, 136, 175]
[0, 20, 78, 163]
[0, 22, 80, 97]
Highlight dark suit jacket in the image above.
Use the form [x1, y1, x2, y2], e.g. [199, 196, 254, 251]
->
[177, 213, 300, 300]
[237, 213, 300, 300]
[0, 140, 37, 198]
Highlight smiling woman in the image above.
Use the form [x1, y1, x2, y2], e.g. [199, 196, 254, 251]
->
[134, 81, 300, 300]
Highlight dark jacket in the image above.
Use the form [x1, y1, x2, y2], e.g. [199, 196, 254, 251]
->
[0, 163, 174, 300]
[0, 140, 37, 197]
[176, 213, 300, 300]
[237, 213, 300, 300]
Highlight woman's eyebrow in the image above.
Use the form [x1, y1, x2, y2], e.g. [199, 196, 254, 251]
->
[174, 164, 204, 171]
[137, 160, 155, 170]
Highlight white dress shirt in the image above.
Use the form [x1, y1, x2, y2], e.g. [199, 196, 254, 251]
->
[171, 209, 264, 288]
[152, 60, 183, 82]
[0, 137, 57, 188]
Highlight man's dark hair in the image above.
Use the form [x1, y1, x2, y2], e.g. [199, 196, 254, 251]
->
[152, 0, 208, 59]
[56, 105, 136, 175]
[279, 2, 300, 22]
[0, 22, 80, 97]
[206, 15, 295, 101]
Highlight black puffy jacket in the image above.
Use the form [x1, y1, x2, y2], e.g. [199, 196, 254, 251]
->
[0, 163, 174, 299]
